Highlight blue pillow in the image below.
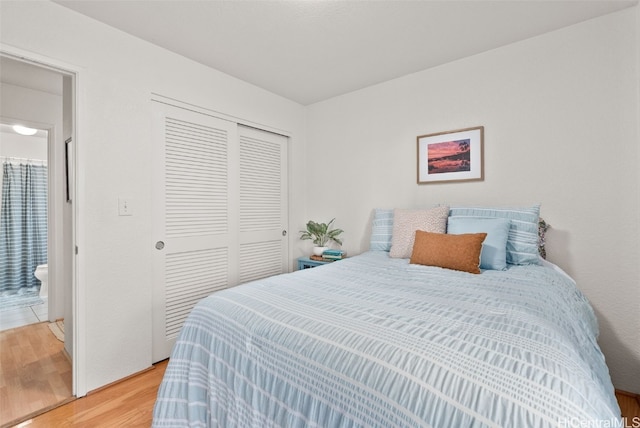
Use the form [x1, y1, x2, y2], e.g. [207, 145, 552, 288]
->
[370, 209, 393, 251]
[447, 217, 510, 270]
[448, 205, 541, 265]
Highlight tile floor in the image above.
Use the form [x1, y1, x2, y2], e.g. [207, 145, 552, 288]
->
[0, 299, 48, 331]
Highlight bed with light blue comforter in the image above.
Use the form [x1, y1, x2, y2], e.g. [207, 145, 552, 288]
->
[152, 251, 620, 427]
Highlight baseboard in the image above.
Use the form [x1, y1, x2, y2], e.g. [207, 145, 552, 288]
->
[87, 364, 157, 396]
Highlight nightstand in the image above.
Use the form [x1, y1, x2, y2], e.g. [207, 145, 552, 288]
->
[297, 257, 333, 270]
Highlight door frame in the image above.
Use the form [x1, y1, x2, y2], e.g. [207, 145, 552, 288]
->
[0, 44, 87, 397]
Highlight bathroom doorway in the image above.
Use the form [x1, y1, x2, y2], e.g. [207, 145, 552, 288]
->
[0, 124, 50, 329]
[0, 54, 76, 425]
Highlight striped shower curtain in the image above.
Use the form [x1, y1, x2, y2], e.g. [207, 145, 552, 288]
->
[0, 162, 48, 293]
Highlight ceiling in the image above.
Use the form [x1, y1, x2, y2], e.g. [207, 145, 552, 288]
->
[54, 0, 637, 105]
[0, 123, 48, 140]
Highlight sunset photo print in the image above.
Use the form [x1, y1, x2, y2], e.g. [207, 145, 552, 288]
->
[417, 126, 483, 184]
[427, 139, 471, 174]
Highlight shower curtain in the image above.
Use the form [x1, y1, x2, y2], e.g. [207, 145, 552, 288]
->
[0, 162, 48, 293]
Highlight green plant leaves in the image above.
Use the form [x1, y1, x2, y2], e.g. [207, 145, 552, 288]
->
[299, 218, 344, 246]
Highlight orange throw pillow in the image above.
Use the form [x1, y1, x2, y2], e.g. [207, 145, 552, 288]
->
[410, 230, 487, 274]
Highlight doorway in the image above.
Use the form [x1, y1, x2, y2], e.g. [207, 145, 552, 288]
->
[0, 54, 76, 425]
[0, 125, 49, 328]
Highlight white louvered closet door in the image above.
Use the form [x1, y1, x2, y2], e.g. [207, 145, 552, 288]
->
[238, 125, 288, 284]
[151, 102, 238, 362]
[151, 103, 289, 362]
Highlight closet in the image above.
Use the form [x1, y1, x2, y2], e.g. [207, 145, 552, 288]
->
[151, 101, 288, 362]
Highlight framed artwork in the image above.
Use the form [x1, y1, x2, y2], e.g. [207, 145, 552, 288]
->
[417, 126, 484, 184]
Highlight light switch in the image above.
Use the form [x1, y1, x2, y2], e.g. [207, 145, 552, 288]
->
[118, 198, 133, 216]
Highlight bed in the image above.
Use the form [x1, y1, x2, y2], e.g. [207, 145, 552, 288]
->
[152, 206, 620, 427]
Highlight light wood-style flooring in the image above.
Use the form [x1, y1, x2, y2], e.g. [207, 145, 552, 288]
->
[618, 391, 640, 427]
[15, 359, 168, 427]
[0, 321, 72, 428]
[9, 358, 640, 428]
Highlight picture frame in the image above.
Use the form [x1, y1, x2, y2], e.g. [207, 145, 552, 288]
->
[417, 126, 484, 184]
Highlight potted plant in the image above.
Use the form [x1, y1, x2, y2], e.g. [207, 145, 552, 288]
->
[299, 218, 344, 256]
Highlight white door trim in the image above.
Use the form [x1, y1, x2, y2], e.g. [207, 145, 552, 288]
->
[0, 43, 87, 397]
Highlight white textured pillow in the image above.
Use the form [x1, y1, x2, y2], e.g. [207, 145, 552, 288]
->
[389, 206, 450, 258]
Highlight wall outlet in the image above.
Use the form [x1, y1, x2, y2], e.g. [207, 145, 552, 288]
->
[118, 198, 133, 216]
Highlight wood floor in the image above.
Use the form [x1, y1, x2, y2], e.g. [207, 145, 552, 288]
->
[618, 391, 640, 427]
[14, 360, 168, 428]
[8, 357, 639, 428]
[0, 322, 72, 428]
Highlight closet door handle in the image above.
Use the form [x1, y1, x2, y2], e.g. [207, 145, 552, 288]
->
[282, 230, 287, 236]
[155, 241, 165, 250]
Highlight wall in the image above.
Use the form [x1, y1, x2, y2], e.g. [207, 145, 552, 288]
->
[1, 1, 307, 393]
[306, 8, 640, 393]
[0, 131, 48, 159]
[62, 75, 73, 359]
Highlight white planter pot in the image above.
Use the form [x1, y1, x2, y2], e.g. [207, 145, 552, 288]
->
[312, 246, 328, 256]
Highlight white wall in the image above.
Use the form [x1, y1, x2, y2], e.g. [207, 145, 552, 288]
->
[62, 75, 73, 359]
[0, 131, 48, 160]
[306, 8, 639, 393]
[1, 1, 307, 393]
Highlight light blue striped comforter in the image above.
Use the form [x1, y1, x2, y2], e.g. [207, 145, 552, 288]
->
[153, 251, 620, 427]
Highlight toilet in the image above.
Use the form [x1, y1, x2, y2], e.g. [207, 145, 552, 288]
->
[34, 264, 48, 298]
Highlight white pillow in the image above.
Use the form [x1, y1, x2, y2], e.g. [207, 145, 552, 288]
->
[389, 206, 449, 258]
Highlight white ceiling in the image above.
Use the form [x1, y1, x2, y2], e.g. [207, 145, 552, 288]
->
[0, 124, 48, 140]
[54, 0, 637, 105]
